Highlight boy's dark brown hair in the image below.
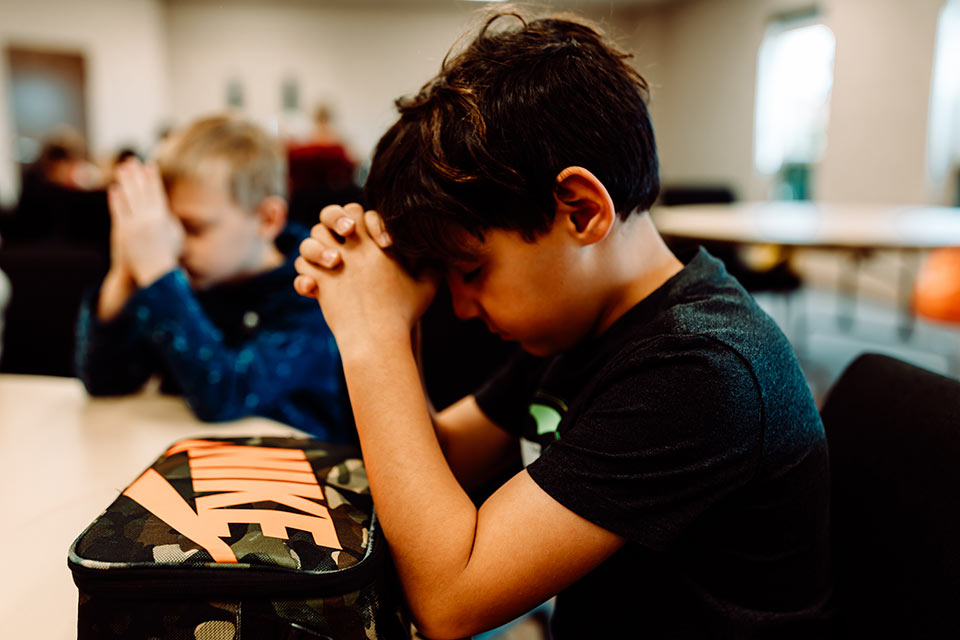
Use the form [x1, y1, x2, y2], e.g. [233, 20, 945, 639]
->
[364, 10, 659, 271]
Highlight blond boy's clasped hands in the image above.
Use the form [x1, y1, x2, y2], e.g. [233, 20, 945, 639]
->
[98, 160, 185, 321]
[294, 203, 437, 350]
[107, 160, 184, 288]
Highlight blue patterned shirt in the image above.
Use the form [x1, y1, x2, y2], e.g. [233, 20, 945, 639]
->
[75, 226, 352, 442]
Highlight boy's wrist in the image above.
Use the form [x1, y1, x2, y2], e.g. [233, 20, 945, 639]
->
[336, 325, 414, 368]
[97, 268, 139, 321]
[107, 259, 135, 284]
[130, 256, 179, 289]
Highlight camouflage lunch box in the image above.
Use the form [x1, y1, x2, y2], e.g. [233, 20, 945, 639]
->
[68, 436, 409, 639]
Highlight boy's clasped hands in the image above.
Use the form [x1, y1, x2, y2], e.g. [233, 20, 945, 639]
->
[294, 203, 437, 349]
[107, 160, 184, 288]
[98, 159, 185, 321]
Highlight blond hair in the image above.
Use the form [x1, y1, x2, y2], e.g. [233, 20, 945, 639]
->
[155, 115, 286, 212]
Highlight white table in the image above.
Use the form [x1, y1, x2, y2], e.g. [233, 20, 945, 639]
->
[651, 201, 960, 249]
[0, 375, 306, 639]
[652, 202, 960, 337]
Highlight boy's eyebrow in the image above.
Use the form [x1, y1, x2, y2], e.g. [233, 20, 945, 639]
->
[449, 244, 487, 267]
[448, 259, 482, 272]
[174, 213, 210, 225]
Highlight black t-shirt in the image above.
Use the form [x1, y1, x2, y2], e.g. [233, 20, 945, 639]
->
[475, 248, 833, 639]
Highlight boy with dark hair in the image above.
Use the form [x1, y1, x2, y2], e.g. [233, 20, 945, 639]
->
[76, 115, 350, 441]
[295, 12, 832, 638]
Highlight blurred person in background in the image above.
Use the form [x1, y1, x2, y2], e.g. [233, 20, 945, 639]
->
[0, 128, 111, 376]
[74, 114, 351, 441]
[0, 126, 108, 252]
[286, 104, 361, 228]
[307, 104, 345, 147]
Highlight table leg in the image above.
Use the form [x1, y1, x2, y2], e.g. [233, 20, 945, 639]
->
[897, 249, 918, 341]
[837, 250, 866, 331]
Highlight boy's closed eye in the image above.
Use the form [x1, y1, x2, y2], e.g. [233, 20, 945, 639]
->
[181, 220, 213, 236]
[458, 265, 483, 284]
[461, 265, 483, 283]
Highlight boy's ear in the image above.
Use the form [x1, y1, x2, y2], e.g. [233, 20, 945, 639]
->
[256, 195, 288, 240]
[554, 166, 615, 244]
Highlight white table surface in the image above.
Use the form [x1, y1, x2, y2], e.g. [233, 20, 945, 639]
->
[651, 201, 960, 249]
[0, 374, 305, 639]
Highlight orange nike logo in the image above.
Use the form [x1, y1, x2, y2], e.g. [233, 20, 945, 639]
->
[123, 439, 342, 563]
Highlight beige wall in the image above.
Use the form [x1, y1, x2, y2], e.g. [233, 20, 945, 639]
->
[162, 0, 638, 169]
[0, 0, 636, 208]
[0, 0, 169, 207]
[817, 0, 943, 205]
[163, 0, 480, 166]
[625, 0, 948, 205]
[0, 0, 951, 209]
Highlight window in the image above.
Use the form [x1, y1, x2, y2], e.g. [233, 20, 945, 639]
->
[927, 0, 960, 204]
[754, 14, 836, 188]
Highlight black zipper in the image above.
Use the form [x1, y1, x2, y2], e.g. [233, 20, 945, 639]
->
[69, 517, 386, 600]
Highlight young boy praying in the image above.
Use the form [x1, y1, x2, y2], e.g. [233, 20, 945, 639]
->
[296, 13, 832, 638]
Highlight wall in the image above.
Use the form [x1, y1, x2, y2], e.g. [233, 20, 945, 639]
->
[0, 0, 169, 208]
[163, 0, 647, 171]
[625, 0, 947, 205]
[164, 0, 488, 168]
[817, 0, 942, 205]
[1, 0, 949, 208]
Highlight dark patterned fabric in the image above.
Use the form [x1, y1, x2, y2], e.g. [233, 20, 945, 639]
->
[71, 437, 409, 639]
[74, 226, 352, 441]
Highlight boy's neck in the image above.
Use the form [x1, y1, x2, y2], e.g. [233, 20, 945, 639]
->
[220, 242, 286, 287]
[592, 212, 683, 338]
[260, 243, 286, 273]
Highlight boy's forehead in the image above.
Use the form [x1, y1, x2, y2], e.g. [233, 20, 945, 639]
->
[178, 158, 231, 191]
[167, 169, 238, 220]
[443, 228, 488, 266]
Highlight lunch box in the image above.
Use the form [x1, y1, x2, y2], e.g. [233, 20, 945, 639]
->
[68, 436, 409, 639]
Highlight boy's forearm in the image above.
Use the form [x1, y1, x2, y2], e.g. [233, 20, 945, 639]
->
[337, 334, 480, 615]
[97, 267, 138, 321]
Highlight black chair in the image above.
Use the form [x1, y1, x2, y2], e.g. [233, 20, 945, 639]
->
[0, 241, 107, 376]
[820, 353, 960, 638]
[659, 185, 736, 207]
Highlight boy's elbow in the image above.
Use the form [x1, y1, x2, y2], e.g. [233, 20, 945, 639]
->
[408, 593, 482, 640]
[410, 611, 464, 640]
[81, 381, 119, 398]
[79, 372, 140, 397]
[186, 381, 286, 423]
[189, 402, 237, 423]
[184, 393, 233, 422]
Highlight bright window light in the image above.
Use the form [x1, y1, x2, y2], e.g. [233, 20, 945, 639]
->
[927, 0, 960, 193]
[754, 19, 836, 176]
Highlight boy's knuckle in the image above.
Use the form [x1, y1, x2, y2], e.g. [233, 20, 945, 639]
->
[319, 204, 344, 221]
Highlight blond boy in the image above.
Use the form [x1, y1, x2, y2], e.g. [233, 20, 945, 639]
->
[76, 116, 349, 440]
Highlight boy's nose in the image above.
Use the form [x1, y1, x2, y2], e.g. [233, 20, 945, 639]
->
[447, 277, 480, 321]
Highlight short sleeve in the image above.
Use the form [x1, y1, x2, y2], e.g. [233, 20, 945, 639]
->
[526, 339, 765, 551]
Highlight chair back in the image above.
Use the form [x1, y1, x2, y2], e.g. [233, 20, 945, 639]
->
[820, 353, 960, 638]
[0, 241, 106, 376]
